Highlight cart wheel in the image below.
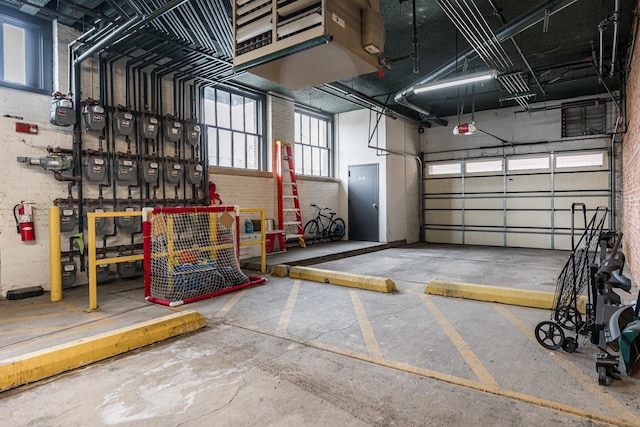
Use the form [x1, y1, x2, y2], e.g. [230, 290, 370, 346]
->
[535, 321, 565, 350]
[598, 366, 608, 386]
[555, 306, 582, 330]
[562, 336, 578, 353]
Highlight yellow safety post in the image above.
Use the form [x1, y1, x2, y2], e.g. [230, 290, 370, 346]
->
[49, 206, 62, 302]
[87, 212, 98, 311]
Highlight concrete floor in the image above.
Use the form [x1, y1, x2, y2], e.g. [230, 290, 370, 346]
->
[1, 242, 639, 426]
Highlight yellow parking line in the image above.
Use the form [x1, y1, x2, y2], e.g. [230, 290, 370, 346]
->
[493, 303, 640, 426]
[350, 291, 383, 359]
[0, 312, 72, 324]
[0, 327, 61, 337]
[420, 293, 499, 388]
[214, 289, 248, 319]
[0, 317, 116, 353]
[224, 318, 635, 427]
[277, 280, 301, 335]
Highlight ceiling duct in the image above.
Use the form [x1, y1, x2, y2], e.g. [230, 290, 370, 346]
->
[232, 0, 384, 90]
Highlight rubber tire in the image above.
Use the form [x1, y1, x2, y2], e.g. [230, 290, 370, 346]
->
[555, 306, 582, 330]
[562, 336, 578, 353]
[329, 218, 346, 241]
[303, 220, 319, 245]
[535, 321, 565, 350]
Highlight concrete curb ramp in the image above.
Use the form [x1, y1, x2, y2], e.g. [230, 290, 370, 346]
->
[425, 280, 587, 312]
[290, 266, 396, 293]
[0, 309, 206, 392]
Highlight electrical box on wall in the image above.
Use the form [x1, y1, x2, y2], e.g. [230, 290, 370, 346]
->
[232, 0, 384, 90]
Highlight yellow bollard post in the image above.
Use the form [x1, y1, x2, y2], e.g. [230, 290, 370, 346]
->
[49, 206, 62, 302]
[87, 212, 98, 311]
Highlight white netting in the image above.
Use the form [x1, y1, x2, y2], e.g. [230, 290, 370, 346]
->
[144, 206, 252, 305]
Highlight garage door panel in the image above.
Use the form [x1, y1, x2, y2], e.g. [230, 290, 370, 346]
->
[464, 197, 503, 209]
[423, 151, 609, 250]
[465, 230, 503, 246]
[425, 229, 463, 244]
[554, 171, 608, 191]
[425, 199, 462, 209]
[554, 196, 609, 211]
[506, 233, 551, 249]
[465, 211, 503, 227]
[554, 209, 605, 229]
[425, 210, 462, 225]
[465, 176, 503, 193]
[425, 178, 461, 194]
[506, 211, 551, 228]
[506, 197, 551, 210]
[506, 174, 551, 192]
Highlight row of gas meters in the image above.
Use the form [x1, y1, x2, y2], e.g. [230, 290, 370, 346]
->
[62, 257, 142, 288]
[50, 95, 201, 144]
[83, 156, 203, 186]
[59, 205, 141, 234]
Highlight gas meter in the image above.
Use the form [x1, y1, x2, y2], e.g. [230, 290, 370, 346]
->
[82, 100, 106, 131]
[140, 115, 159, 139]
[163, 118, 182, 142]
[50, 92, 76, 126]
[114, 110, 135, 136]
[164, 161, 182, 184]
[186, 163, 203, 186]
[185, 123, 201, 146]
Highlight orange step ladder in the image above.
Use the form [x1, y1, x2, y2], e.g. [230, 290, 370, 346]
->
[276, 141, 305, 248]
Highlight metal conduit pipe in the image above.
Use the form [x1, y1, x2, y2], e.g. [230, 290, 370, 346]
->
[438, 1, 526, 104]
[74, 14, 143, 65]
[610, 0, 621, 78]
[438, 0, 531, 100]
[395, 0, 579, 116]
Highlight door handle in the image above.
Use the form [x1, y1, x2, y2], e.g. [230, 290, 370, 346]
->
[372, 203, 378, 209]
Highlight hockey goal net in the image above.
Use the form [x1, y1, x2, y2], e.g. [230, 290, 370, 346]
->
[143, 205, 266, 306]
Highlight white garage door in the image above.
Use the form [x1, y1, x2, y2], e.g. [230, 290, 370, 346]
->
[423, 151, 610, 250]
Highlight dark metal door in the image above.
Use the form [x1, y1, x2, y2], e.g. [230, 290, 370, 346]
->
[348, 163, 379, 241]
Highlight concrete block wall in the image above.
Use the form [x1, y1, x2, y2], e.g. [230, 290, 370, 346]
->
[622, 6, 640, 285]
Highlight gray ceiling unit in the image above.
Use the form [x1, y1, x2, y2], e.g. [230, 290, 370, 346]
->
[233, 0, 384, 90]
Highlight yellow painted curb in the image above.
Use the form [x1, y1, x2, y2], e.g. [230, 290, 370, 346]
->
[290, 266, 396, 293]
[0, 310, 206, 392]
[425, 280, 587, 312]
[270, 264, 290, 277]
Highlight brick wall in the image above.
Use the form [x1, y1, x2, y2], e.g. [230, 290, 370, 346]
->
[622, 4, 640, 284]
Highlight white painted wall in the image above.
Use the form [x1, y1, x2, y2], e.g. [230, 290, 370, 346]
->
[422, 95, 615, 160]
[337, 109, 387, 241]
[337, 109, 421, 244]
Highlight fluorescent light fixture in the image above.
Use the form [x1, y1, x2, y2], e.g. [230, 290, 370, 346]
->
[413, 69, 498, 94]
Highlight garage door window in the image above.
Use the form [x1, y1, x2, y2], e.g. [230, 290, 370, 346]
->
[466, 159, 503, 174]
[427, 162, 461, 175]
[507, 156, 549, 171]
[556, 152, 604, 169]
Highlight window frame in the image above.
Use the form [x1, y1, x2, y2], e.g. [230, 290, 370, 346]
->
[294, 106, 333, 177]
[0, 6, 52, 95]
[203, 84, 266, 171]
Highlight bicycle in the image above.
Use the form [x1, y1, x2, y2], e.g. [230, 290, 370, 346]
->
[303, 204, 345, 245]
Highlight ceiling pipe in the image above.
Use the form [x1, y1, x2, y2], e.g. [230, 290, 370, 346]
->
[73, 0, 189, 66]
[609, 0, 620, 78]
[394, 0, 579, 118]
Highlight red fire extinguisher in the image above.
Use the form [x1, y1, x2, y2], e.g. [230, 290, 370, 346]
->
[13, 202, 36, 242]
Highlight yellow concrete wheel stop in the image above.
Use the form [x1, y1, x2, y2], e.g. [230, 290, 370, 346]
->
[290, 266, 395, 293]
[0, 310, 206, 392]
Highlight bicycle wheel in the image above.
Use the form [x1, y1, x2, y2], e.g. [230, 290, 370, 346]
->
[329, 218, 345, 241]
[303, 220, 320, 245]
